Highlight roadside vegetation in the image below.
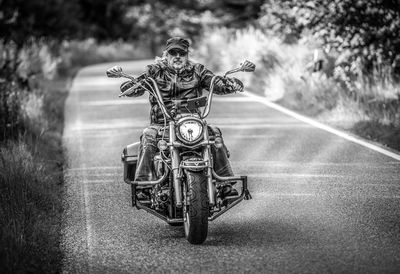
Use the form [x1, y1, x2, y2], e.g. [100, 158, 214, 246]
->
[194, 1, 400, 151]
[0, 42, 67, 272]
[0, 39, 150, 272]
[0, 0, 157, 271]
[0, 40, 147, 273]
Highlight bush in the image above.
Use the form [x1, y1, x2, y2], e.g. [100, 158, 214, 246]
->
[258, 0, 400, 78]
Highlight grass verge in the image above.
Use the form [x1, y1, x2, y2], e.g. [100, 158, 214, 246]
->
[0, 77, 70, 273]
[1, 38, 150, 272]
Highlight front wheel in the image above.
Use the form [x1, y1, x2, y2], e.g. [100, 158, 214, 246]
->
[183, 171, 209, 244]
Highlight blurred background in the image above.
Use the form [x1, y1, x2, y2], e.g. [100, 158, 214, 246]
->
[1, 0, 399, 272]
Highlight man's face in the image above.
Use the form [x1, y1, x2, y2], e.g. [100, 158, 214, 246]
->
[166, 48, 188, 71]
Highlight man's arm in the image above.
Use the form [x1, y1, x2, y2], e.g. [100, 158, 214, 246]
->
[197, 64, 244, 94]
[119, 64, 159, 97]
[120, 75, 145, 97]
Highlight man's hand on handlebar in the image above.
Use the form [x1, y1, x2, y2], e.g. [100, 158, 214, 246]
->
[119, 80, 141, 97]
[225, 77, 244, 92]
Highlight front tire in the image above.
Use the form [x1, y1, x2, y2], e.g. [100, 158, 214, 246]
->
[183, 171, 209, 244]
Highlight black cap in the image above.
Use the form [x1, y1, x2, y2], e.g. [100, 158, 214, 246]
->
[165, 37, 190, 52]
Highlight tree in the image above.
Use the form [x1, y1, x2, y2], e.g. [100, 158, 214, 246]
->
[259, 0, 400, 77]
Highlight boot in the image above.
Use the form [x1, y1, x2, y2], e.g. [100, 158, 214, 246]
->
[135, 144, 157, 182]
[136, 188, 151, 201]
[219, 184, 239, 199]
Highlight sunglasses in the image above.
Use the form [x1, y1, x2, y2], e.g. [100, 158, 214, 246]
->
[168, 49, 187, 56]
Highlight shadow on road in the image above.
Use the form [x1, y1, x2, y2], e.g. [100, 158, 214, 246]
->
[158, 219, 310, 247]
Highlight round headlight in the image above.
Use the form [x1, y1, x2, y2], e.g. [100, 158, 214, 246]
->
[178, 119, 203, 144]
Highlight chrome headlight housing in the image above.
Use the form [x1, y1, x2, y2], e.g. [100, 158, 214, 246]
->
[177, 118, 204, 144]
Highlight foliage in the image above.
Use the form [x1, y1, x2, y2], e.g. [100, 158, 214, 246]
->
[0, 41, 58, 140]
[0, 74, 67, 272]
[0, 0, 81, 48]
[258, 0, 400, 78]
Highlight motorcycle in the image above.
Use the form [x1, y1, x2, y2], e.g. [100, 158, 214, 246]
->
[106, 61, 255, 244]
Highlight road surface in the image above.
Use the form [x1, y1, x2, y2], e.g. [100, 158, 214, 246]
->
[62, 60, 400, 273]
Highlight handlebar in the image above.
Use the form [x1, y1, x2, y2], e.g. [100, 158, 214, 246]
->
[146, 77, 173, 121]
[107, 60, 255, 121]
[202, 75, 218, 118]
[143, 75, 218, 119]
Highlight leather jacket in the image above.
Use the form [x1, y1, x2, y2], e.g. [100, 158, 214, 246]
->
[120, 61, 242, 124]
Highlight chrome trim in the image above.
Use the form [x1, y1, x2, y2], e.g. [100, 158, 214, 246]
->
[147, 78, 172, 120]
[135, 202, 183, 224]
[170, 140, 214, 149]
[180, 159, 209, 171]
[132, 168, 169, 187]
[212, 170, 244, 182]
[170, 121, 183, 208]
[202, 75, 218, 118]
[203, 128, 215, 206]
[175, 116, 204, 145]
[208, 195, 244, 221]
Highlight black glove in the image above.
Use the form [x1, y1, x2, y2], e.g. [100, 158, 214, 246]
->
[120, 80, 141, 97]
[225, 77, 244, 92]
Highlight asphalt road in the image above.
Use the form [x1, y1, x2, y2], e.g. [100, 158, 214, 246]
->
[61, 60, 400, 273]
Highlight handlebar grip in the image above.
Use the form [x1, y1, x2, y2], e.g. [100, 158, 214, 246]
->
[119, 81, 141, 97]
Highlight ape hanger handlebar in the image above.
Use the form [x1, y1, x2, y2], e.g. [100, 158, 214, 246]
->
[106, 60, 256, 120]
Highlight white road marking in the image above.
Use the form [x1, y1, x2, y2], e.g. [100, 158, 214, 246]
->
[243, 92, 400, 161]
[78, 166, 93, 267]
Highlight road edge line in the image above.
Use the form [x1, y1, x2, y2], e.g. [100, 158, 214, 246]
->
[242, 91, 400, 162]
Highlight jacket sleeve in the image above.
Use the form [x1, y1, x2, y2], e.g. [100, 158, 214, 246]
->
[197, 64, 239, 95]
[120, 64, 159, 97]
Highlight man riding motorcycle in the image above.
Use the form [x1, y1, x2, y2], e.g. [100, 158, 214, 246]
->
[117, 37, 244, 198]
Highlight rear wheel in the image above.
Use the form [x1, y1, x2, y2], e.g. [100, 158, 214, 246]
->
[183, 171, 209, 244]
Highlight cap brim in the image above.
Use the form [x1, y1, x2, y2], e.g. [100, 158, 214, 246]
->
[166, 45, 188, 52]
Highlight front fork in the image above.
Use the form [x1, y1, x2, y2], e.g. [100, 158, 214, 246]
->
[169, 121, 215, 208]
[169, 121, 183, 208]
[203, 129, 215, 207]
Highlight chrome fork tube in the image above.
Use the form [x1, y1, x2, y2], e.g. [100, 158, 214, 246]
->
[203, 128, 215, 206]
[169, 121, 182, 207]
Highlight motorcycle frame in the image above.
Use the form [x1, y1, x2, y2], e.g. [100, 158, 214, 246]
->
[116, 71, 252, 224]
[130, 116, 252, 222]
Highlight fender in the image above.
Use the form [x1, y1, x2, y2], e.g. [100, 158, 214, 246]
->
[122, 142, 140, 183]
[180, 157, 209, 172]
